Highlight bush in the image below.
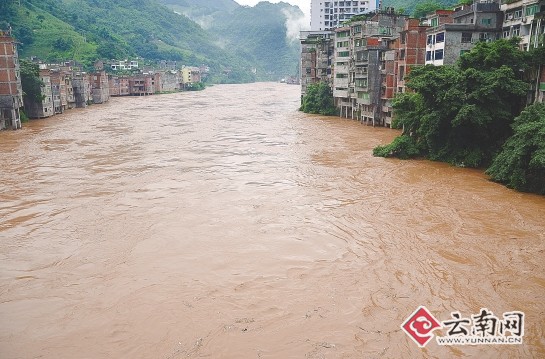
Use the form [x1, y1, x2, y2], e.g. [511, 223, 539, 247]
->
[300, 82, 337, 116]
[486, 103, 545, 194]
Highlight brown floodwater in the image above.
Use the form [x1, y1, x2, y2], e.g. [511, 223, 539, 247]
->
[0, 82, 544, 358]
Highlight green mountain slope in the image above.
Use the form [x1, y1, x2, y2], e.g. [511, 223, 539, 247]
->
[2, 0, 302, 82]
[383, 0, 462, 15]
[2, 0, 256, 82]
[161, 0, 239, 20]
[209, 2, 304, 79]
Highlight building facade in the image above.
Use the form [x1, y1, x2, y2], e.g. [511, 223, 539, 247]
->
[300, 30, 334, 101]
[501, 0, 545, 50]
[311, 0, 380, 31]
[332, 11, 407, 125]
[0, 29, 22, 130]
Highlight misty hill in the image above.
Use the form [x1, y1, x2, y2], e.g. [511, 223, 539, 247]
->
[160, 0, 239, 20]
[208, 2, 304, 79]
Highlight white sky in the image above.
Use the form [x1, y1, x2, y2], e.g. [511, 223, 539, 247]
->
[235, 0, 311, 17]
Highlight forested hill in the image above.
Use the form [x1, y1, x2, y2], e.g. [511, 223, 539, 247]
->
[1, 0, 303, 82]
[382, 0, 463, 16]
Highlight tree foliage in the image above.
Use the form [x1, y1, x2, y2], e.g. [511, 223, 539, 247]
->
[20, 59, 43, 103]
[300, 82, 337, 116]
[374, 39, 529, 168]
[412, 0, 443, 18]
[486, 103, 545, 194]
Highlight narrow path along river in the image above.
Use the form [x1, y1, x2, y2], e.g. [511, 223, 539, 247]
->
[0, 82, 544, 358]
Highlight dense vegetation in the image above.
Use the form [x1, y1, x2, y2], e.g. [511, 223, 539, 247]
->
[486, 103, 545, 194]
[2, 0, 301, 82]
[300, 82, 337, 116]
[383, 0, 460, 16]
[19, 59, 43, 103]
[373, 39, 545, 194]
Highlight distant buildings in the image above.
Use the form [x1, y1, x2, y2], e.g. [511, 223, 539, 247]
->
[301, 1, 545, 127]
[0, 34, 207, 130]
[0, 28, 22, 130]
[310, 0, 380, 31]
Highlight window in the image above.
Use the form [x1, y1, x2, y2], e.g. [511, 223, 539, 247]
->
[337, 51, 349, 57]
[336, 73, 348, 78]
[400, 33, 406, 44]
[526, 4, 539, 16]
[426, 51, 432, 61]
[461, 32, 472, 43]
[355, 79, 367, 87]
[436, 32, 445, 43]
[514, 9, 522, 19]
[512, 26, 520, 36]
[503, 29, 510, 38]
[400, 49, 405, 60]
[431, 18, 439, 27]
[434, 49, 444, 60]
[481, 18, 492, 25]
[427, 35, 435, 45]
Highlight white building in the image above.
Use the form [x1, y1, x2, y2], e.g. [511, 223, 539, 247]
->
[311, 0, 379, 31]
[501, 0, 545, 51]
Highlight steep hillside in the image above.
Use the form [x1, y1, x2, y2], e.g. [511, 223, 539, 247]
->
[383, 0, 462, 16]
[209, 2, 304, 79]
[161, 0, 239, 21]
[2, 0, 302, 82]
[2, 0, 256, 82]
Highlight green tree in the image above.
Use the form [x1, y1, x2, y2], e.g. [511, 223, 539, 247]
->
[374, 39, 529, 168]
[20, 60, 43, 103]
[300, 82, 337, 116]
[486, 103, 545, 194]
[413, 0, 443, 18]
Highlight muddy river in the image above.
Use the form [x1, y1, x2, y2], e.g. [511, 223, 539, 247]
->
[0, 83, 544, 358]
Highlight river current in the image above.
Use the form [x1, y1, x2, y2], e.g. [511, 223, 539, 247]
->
[0, 83, 544, 358]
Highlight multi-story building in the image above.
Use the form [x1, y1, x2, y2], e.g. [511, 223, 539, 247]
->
[311, 0, 380, 31]
[501, 0, 545, 50]
[0, 28, 23, 130]
[110, 59, 139, 71]
[49, 69, 69, 114]
[158, 70, 180, 92]
[333, 10, 407, 125]
[109, 75, 131, 96]
[333, 26, 351, 117]
[129, 74, 155, 95]
[396, 18, 428, 93]
[90, 70, 110, 104]
[423, 10, 455, 65]
[73, 71, 91, 108]
[300, 30, 334, 101]
[181, 66, 202, 88]
[425, 2, 504, 66]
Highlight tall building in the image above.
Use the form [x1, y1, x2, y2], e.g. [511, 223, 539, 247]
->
[332, 11, 407, 125]
[425, 2, 504, 66]
[311, 0, 380, 31]
[501, 0, 545, 51]
[0, 28, 23, 130]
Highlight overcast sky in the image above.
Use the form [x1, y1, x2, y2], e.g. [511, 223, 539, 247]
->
[235, 0, 311, 17]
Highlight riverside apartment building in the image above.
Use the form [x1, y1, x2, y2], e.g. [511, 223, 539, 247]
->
[0, 28, 22, 130]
